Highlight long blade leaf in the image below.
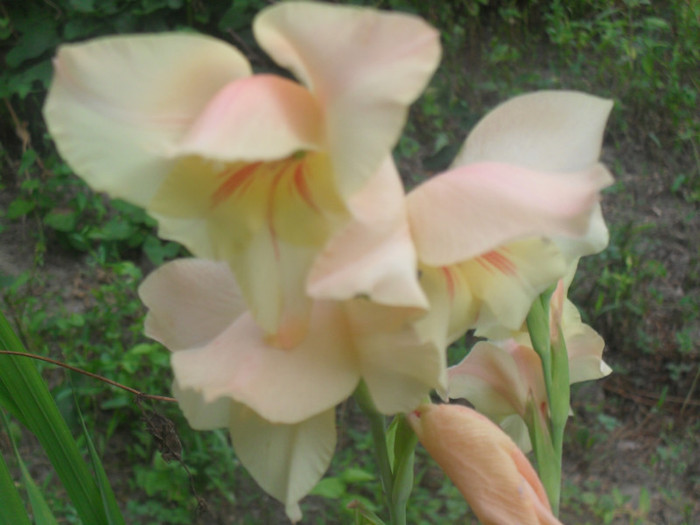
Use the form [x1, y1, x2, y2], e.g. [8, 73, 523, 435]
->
[0, 447, 31, 525]
[0, 310, 107, 524]
[1, 410, 59, 525]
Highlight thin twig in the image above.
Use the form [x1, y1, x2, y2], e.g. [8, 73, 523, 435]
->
[0, 350, 177, 403]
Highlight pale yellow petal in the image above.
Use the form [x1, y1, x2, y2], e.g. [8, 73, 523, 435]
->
[453, 91, 613, 173]
[139, 258, 245, 350]
[170, 302, 359, 424]
[561, 300, 612, 383]
[407, 162, 611, 267]
[171, 379, 230, 430]
[554, 203, 609, 266]
[346, 299, 445, 414]
[149, 153, 348, 342]
[437, 238, 566, 336]
[229, 405, 336, 523]
[415, 264, 478, 347]
[255, 2, 441, 196]
[44, 34, 251, 207]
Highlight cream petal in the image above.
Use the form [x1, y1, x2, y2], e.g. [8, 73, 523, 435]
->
[170, 302, 359, 424]
[453, 91, 613, 173]
[139, 258, 245, 350]
[171, 379, 230, 430]
[255, 2, 441, 196]
[567, 323, 612, 383]
[554, 203, 609, 265]
[308, 157, 427, 308]
[345, 299, 445, 414]
[500, 413, 532, 452]
[177, 75, 324, 161]
[44, 34, 251, 207]
[415, 264, 478, 348]
[407, 162, 612, 267]
[229, 405, 336, 523]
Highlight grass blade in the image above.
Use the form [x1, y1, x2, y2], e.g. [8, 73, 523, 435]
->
[73, 381, 126, 525]
[1, 410, 59, 525]
[0, 447, 31, 525]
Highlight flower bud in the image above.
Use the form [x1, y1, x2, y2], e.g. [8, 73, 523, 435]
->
[408, 404, 562, 525]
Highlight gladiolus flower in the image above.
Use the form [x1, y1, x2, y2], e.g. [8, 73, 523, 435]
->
[138, 257, 444, 520]
[408, 403, 562, 525]
[44, 2, 440, 346]
[448, 280, 612, 451]
[406, 91, 613, 346]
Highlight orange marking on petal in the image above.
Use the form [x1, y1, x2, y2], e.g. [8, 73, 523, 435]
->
[211, 162, 262, 208]
[292, 161, 320, 213]
[441, 266, 455, 301]
[480, 250, 517, 275]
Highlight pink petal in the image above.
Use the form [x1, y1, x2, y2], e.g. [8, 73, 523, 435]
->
[255, 2, 441, 196]
[453, 91, 613, 173]
[308, 157, 427, 308]
[170, 301, 359, 424]
[177, 75, 324, 161]
[43, 34, 251, 206]
[407, 161, 612, 267]
[139, 258, 245, 350]
[448, 340, 544, 419]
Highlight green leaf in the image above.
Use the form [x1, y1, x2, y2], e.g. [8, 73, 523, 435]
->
[69, 0, 96, 13]
[340, 468, 374, 484]
[0, 61, 52, 98]
[6, 199, 35, 219]
[44, 211, 78, 233]
[5, 18, 59, 68]
[350, 501, 387, 525]
[0, 310, 109, 524]
[310, 477, 345, 499]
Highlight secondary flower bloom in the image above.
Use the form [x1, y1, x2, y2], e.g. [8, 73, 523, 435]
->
[447, 281, 612, 451]
[405, 91, 614, 347]
[44, 1, 440, 346]
[408, 403, 562, 525]
[138, 257, 444, 520]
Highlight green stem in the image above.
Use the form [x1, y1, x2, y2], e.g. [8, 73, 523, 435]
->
[354, 382, 396, 524]
[526, 403, 561, 514]
[525, 286, 569, 516]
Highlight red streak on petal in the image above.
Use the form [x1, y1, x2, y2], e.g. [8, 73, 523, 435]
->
[441, 266, 455, 301]
[479, 250, 517, 275]
[211, 162, 263, 208]
[292, 161, 320, 213]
